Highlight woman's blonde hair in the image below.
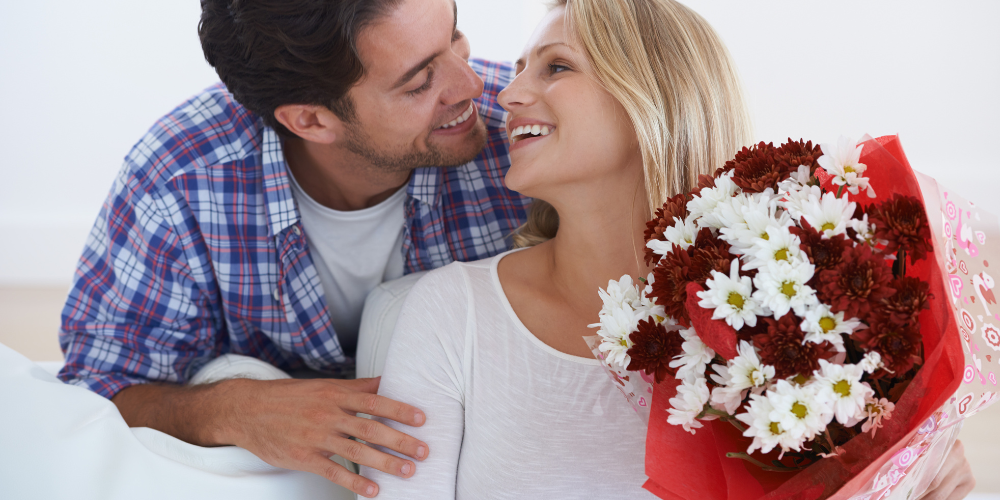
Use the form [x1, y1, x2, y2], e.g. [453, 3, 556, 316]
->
[511, 0, 753, 248]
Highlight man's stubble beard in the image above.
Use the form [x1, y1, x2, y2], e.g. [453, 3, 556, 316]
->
[341, 120, 488, 175]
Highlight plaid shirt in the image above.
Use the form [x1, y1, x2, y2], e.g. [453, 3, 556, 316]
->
[59, 59, 529, 399]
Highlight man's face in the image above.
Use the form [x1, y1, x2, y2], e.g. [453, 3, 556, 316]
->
[343, 0, 487, 172]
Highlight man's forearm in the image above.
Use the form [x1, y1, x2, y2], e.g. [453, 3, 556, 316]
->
[111, 379, 245, 447]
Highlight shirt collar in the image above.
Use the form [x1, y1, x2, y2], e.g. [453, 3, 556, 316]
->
[260, 125, 300, 239]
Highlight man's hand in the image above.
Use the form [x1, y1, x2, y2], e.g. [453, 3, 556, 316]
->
[919, 440, 975, 500]
[112, 376, 427, 498]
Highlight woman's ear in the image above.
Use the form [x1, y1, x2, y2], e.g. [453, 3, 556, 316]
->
[273, 104, 345, 144]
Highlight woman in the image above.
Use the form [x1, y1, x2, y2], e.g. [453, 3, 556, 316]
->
[362, 0, 975, 498]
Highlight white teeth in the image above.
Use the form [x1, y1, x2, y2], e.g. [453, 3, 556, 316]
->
[509, 123, 554, 142]
[438, 104, 476, 129]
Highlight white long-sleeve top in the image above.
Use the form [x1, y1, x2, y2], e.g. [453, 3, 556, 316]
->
[361, 251, 656, 499]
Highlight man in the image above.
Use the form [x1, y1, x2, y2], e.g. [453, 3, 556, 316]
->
[57, 0, 528, 497]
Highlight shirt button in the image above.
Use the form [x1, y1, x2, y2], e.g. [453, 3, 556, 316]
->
[293, 226, 302, 236]
[273, 289, 280, 301]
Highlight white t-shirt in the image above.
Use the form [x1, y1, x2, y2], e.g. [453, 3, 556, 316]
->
[287, 172, 406, 355]
[362, 251, 655, 499]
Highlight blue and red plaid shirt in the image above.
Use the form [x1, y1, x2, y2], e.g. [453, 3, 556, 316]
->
[58, 59, 529, 399]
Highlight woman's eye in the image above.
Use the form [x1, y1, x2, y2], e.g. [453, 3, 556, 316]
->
[548, 63, 570, 75]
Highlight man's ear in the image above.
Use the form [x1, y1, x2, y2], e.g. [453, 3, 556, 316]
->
[273, 104, 346, 144]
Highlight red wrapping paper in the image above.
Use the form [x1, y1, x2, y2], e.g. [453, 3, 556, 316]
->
[642, 136, 967, 500]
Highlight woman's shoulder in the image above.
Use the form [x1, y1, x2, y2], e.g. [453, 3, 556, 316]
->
[409, 251, 510, 300]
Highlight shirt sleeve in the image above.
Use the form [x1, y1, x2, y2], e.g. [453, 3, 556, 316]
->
[360, 264, 471, 499]
[58, 159, 219, 399]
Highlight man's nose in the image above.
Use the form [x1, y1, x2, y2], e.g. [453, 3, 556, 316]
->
[440, 56, 485, 106]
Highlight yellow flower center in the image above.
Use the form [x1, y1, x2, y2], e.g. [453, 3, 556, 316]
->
[619, 338, 629, 347]
[780, 281, 796, 298]
[819, 317, 837, 333]
[791, 402, 808, 419]
[769, 422, 782, 435]
[821, 222, 836, 232]
[774, 248, 789, 261]
[761, 232, 770, 241]
[727, 292, 745, 310]
[791, 374, 810, 385]
[833, 380, 852, 398]
[844, 165, 855, 174]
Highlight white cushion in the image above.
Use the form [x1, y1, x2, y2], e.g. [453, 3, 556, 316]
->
[356, 271, 427, 379]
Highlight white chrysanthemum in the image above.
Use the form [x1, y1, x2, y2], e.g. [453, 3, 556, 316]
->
[751, 259, 818, 319]
[710, 192, 751, 232]
[670, 327, 715, 381]
[813, 359, 874, 426]
[646, 216, 700, 260]
[744, 223, 805, 271]
[719, 193, 790, 255]
[858, 351, 884, 374]
[687, 172, 739, 229]
[850, 213, 877, 246]
[767, 380, 831, 441]
[781, 184, 824, 221]
[592, 306, 639, 369]
[778, 165, 813, 194]
[697, 259, 764, 330]
[737, 393, 803, 455]
[798, 191, 857, 239]
[710, 341, 775, 413]
[597, 275, 641, 313]
[817, 136, 876, 198]
[800, 303, 862, 352]
[667, 376, 710, 434]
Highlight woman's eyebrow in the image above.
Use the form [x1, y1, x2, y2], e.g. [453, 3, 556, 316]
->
[514, 41, 576, 68]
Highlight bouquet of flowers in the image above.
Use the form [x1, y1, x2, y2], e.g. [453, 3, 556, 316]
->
[587, 135, 997, 500]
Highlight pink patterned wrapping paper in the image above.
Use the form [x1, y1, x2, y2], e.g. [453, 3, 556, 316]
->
[843, 172, 1000, 500]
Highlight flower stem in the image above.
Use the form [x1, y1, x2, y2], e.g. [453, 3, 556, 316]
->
[836, 185, 845, 198]
[698, 406, 748, 433]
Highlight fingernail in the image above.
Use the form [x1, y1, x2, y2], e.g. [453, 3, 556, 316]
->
[401, 463, 412, 475]
[414, 412, 425, 425]
[366, 485, 375, 497]
[416, 445, 427, 459]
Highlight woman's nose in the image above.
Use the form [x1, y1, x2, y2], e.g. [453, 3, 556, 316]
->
[498, 72, 533, 111]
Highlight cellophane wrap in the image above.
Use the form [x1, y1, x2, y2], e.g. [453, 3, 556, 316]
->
[590, 136, 998, 500]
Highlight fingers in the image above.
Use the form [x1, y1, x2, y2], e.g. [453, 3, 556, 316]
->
[334, 376, 382, 395]
[343, 391, 427, 428]
[304, 455, 380, 498]
[921, 440, 976, 500]
[327, 434, 417, 479]
[340, 414, 429, 461]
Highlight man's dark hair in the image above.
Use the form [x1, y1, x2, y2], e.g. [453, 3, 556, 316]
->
[199, 0, 402, 136]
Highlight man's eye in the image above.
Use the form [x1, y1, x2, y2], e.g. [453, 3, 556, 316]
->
[452, 29, 464, 43]
[407, 69, 434, 96]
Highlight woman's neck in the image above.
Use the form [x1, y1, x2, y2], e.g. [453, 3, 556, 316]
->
[542, 176, 654, 313]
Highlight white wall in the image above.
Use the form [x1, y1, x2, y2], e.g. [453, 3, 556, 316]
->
[1, 0, 997, 285]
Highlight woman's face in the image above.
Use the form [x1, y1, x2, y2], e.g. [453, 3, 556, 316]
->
[498, 6, 640, 202]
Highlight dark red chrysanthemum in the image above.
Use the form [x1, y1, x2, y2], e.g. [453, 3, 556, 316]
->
[879, 276, 931, 324]
[753, 314, 833, 379]
[789, 219, 851, 274]
[854, 315, 923, 377]
[867, 194, 933, 264]
[689, 228, 735, 284]
[650, 247, 695, 325]
[774, 138, 823, 175]
[696, 173, 717, 192]
[643, 192, 690, 265]
[724, 142, 790, 194]
[817, 244, 897, 321]
[626, 319, 685, 383]
[649, 229, 733, 326]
